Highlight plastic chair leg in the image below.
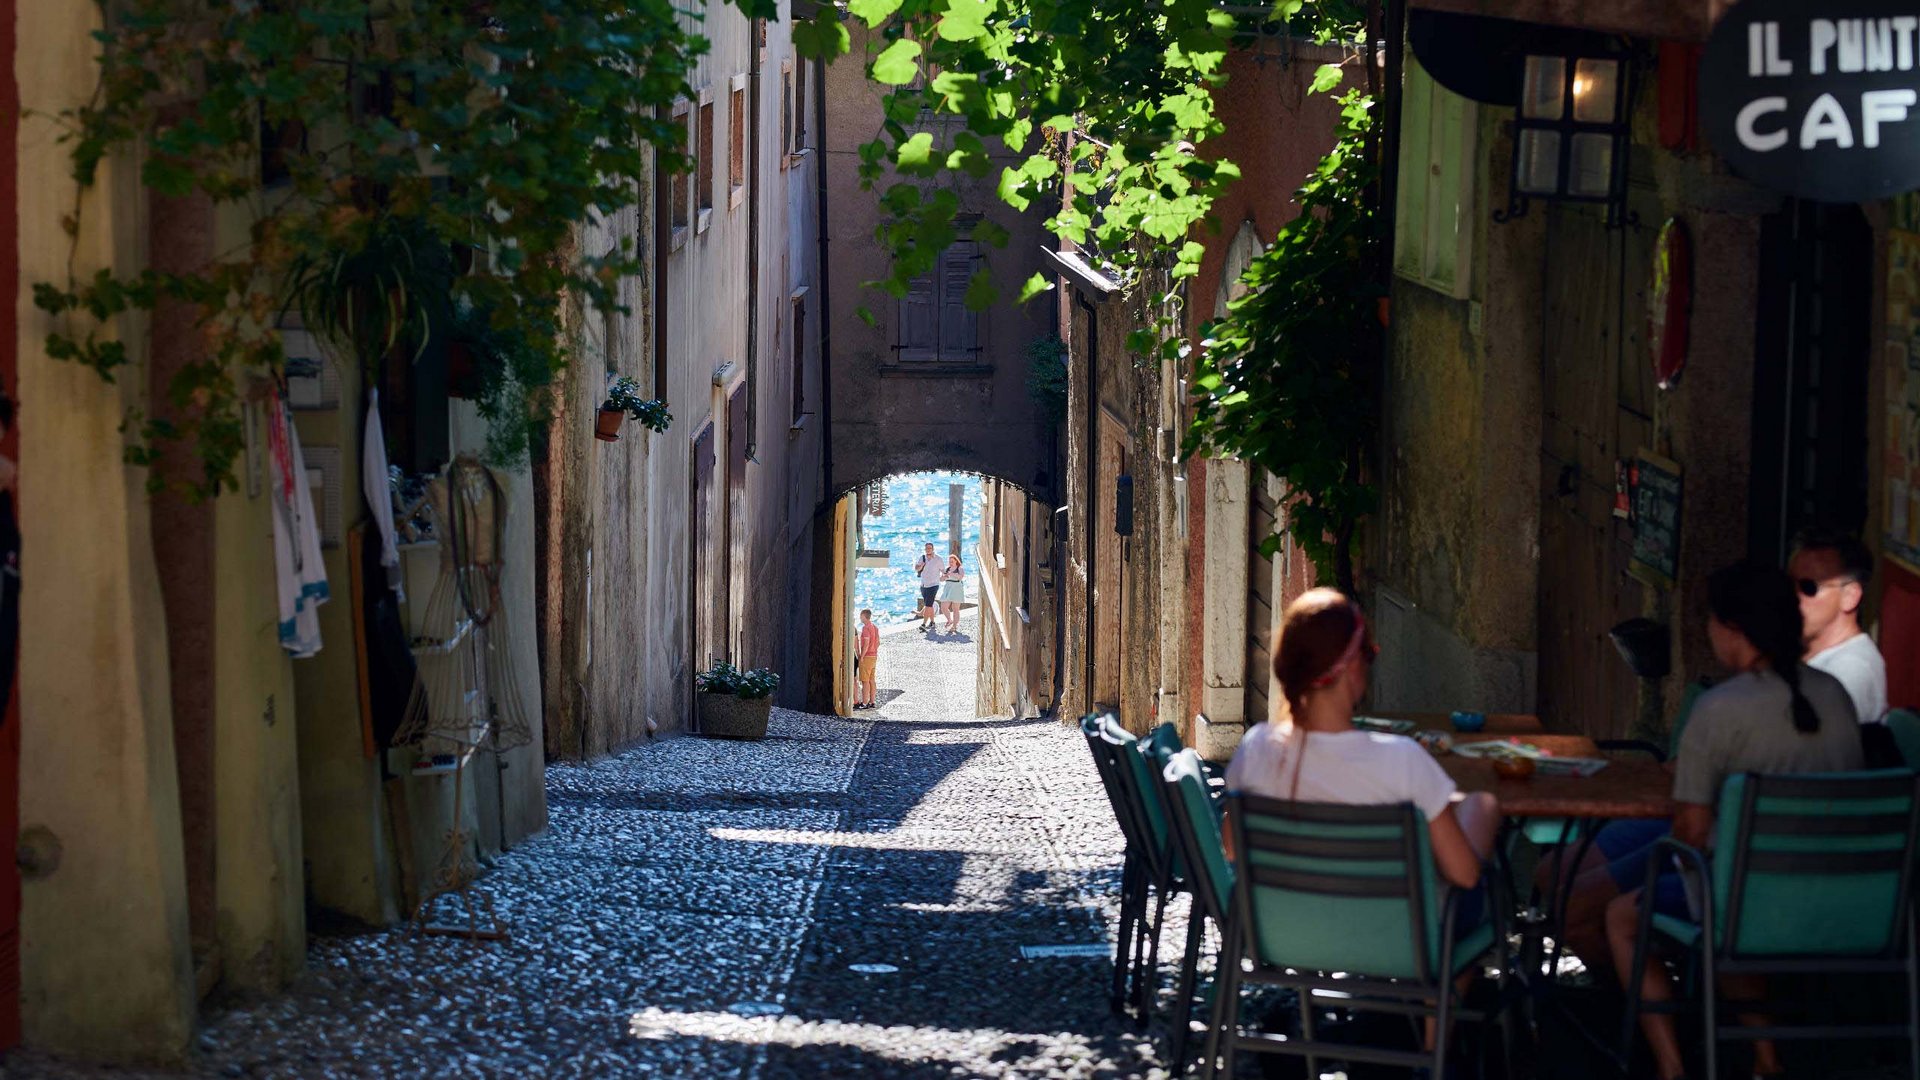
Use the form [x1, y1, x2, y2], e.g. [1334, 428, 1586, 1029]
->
[1199, 924, 1241, 1080]
[1137, 883, 1171, 1020]
[1113, 855, 1141, 1013]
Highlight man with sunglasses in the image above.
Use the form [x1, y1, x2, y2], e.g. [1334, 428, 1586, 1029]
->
[1790, 527, 1887, 725]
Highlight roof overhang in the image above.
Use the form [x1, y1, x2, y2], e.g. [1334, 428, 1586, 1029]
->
[1407, 0, 1735, 44]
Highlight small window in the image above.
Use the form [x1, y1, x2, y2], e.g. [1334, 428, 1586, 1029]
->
[729, 78, 747, 208]
[790, 295, 807, 424]
[670, 101, 692, 248]
[697, 97, 715, 226]
[781, 62, 795, 169]
[895, 240, 981, 362]
[792, 60, 809, 154]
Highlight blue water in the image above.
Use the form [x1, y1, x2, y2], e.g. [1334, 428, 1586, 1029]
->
[854, 472, 984, 626]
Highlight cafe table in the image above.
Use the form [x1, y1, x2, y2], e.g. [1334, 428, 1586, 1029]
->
[1437, 734, 1674, 819]
[1365, 711, 1546, 737]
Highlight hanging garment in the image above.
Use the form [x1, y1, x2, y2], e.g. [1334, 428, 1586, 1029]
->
[361, 389, 404, 600]
[268, 397, 329, 657]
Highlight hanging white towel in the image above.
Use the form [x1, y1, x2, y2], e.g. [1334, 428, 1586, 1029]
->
[269, 398, 330, 658]
[362, 389, 404, 600]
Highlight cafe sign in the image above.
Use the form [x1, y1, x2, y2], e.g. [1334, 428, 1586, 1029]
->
[1702, 0, 1920, 202]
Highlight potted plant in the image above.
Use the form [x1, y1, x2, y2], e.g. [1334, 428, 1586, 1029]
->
[694, 661, 780, 739]
[598, 376, 673, 442]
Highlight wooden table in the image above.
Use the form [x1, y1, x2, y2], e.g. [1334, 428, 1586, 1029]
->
[1365, 711, 1545, 736]
[1439, 734, 1676, 820]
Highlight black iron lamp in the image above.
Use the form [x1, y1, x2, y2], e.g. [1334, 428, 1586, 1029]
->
[1497, 49, 1636, 227]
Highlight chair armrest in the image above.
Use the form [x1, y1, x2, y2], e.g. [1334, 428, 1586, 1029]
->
[1597, 738, 1668, 764]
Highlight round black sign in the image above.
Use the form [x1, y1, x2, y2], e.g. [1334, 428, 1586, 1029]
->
[1702, 0, 1920, 203]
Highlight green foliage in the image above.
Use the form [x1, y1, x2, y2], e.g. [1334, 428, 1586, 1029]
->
[696, 661, 782, 700]
[1185, 90, 1382, 591]
[1024, 335, 1068, 423]
[449, 301, 565, 467]
[36, 0, 721, 495]
[603, 376, 673, 435]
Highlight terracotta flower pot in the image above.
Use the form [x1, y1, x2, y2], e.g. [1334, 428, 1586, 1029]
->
[595, 406, 626, 442]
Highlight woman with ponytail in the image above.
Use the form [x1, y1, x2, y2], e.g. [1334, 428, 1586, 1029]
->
[1224, 589, 1501, 893]
[1606, 562, 1861, 1080]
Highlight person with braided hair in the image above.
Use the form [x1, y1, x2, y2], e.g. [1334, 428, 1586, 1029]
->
[1604, 562, 1862, 1080]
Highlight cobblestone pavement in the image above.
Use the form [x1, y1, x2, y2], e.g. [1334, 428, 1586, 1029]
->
[8, 614, 1183, 1080]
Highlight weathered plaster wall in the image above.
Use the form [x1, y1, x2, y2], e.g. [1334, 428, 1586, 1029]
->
[822, 29, 1054, 497]
[1181, 44, 1352, 741]
[15, 1, 195, 1058]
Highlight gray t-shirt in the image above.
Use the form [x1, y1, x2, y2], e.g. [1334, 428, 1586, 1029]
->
[1671, 666, 1864, 807]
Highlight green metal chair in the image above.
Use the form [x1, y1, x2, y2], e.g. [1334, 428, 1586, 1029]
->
[1618, 769, 1920, 1080]
[1886, 709, 1920, 770]
[1101, 714, 1190, 1020]
[1203, 791, 1513, 1078]
[1080, 713, 1155, 1014]
[1155, 746, 1234, 1075]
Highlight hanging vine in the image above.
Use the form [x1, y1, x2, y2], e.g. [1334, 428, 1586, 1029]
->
[34, 0, 758, 494]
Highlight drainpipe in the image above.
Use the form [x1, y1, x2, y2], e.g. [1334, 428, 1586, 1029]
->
[814, 53, 834, 496]
[1078, 291, 1098, 715]
[746, 24, 763, 458]
[653, 106, 671, 405]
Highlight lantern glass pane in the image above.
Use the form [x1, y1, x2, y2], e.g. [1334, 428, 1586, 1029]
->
[1521, 56, 1566, 120]
[1572, 58, 1620, 123]
[1516, 129, 1561, 194]
[1568, 132, 1614, 197]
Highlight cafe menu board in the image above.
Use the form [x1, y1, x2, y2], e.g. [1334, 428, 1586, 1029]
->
[1630, 451, 1683, 588]
[1883, 225, 1920, 574]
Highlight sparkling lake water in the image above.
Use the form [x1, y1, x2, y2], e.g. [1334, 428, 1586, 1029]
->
[853, 472, 983, 626]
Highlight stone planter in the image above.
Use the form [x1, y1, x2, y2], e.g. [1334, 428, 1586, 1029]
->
[697, 692, 772, 739]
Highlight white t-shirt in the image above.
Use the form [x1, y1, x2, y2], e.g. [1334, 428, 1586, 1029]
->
[1224, 722, 1458, 821]
[1808, 632, 1889, 725]
[917, 555, 944, 588]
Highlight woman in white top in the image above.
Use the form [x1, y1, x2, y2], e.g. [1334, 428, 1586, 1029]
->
[1225, 588, 1500, 899]
[937, 553, 965, 633]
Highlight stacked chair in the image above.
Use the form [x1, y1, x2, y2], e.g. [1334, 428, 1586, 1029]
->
[1078, 712, 1189, 1020]
[1154, 746, 1235, 1073]
[1617, 769, 1920, 1079]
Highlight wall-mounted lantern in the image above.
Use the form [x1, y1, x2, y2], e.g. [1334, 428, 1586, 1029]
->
[1498, 49, 1636, 227]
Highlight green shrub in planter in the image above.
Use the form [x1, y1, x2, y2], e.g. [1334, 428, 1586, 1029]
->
[695, 662, 779, 739]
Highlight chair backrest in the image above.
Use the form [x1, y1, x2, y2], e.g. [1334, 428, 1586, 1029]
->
[1225, 792, 1441, 982]
[1885, 709, 1920, 770]
[1711, 769, 1920, 958]
[1081, 713, 1150, 857]
[1160, 748, 1234, 923]
[1101, 714, 1184, 882]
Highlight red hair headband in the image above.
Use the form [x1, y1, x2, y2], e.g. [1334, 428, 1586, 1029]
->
[1307, 610, 1369, 688]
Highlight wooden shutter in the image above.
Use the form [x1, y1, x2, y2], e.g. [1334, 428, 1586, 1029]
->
[691, 424, 717, 673]
[937, 243, 978, 359]
[1393, 63, 1433, 282]
[1422, 79, 1474, 297]
[898, 272, 937, 360]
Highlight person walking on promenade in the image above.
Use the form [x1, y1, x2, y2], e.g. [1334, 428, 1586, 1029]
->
[938, 553, 965, 634]
[913, 542, 941, 633]
[854, 608, 879, 709]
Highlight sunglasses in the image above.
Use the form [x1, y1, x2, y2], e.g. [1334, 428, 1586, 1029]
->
[1796, 576, 1856, 598]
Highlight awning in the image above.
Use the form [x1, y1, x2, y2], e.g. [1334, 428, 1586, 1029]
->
[1407, 0, 1734, 44]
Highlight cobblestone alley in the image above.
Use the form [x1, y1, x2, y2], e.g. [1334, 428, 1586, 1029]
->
[9, 615, 1180, 1080]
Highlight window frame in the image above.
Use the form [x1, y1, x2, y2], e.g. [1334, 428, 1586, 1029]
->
[696, 88, 716, 232]
[728, 74, 747, 210]
[893, 237, 984, 364]
[669, 98, 693, 251]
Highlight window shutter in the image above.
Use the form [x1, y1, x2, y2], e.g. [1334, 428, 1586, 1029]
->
[899, 272, 937, 359]
[1423, 79, 1475, 297]
[1394, 61, 1434, 282]
[938, 244, 979, 358]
